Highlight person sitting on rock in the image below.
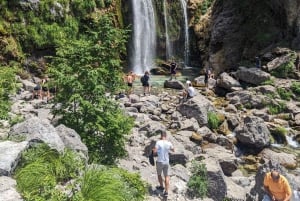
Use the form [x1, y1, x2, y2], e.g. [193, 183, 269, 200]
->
[263, 169, 292, 201]
[183, 83, 195, 100]
[32, 80, 42, 100]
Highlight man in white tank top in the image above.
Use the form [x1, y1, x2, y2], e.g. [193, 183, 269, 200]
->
[153, 131, 174, 197]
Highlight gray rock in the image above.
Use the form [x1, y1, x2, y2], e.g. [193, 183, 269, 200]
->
[258, 148, 297, 169]
[235, 67, 271, 85]
[0, 176, 23, 201]
[205, 157, 227, 201]
[234, 116, 270, 151]
[217, 72, 241, 91]
[177, 94, 214, 126]
[164, 80, 185, 89]
[179, 118, 200, 131]
[139, 121, 166, 137]
[266, 54, 291, 72]
[55, 124, 88, 158]
[9, 117, 65, 152]
[0, 141, 29, 176]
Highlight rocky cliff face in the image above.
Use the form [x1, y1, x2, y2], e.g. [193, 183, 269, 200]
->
[189, 0, 300, 74]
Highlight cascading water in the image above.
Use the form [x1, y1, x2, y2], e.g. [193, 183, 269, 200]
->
[131, 0, 156, 75]
[163, 0, 172, 60]
[179, 0, 190, 66]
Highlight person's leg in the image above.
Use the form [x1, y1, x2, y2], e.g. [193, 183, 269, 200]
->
[147, 85, 150, 95]
[156, 162, 164, 189]
[262, 194, 272, 201]
[162, 164, 170, 195]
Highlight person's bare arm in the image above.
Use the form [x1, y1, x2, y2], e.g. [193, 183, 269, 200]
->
[283, 193, 291, 201]
[152, 147, 157, 154]
[264, 185, 275, 201]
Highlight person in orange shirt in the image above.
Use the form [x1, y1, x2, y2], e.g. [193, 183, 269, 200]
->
[263, 169, 292, 201]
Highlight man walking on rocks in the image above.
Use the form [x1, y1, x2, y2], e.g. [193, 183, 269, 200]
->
[153, 131, 174, 197]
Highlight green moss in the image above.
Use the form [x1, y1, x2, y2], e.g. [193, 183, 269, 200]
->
[270, 126, 288, 144]
[276, 88, 293, 101]
[271, 61, 295, 78]
[267, 101, 287, 115]
[291, 82, 300, 95]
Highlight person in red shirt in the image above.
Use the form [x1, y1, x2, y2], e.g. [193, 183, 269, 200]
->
[263, 169, 292, 201]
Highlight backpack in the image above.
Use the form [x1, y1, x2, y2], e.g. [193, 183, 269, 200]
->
[140, 76, 145, 83]
[149, 150, 155, 166]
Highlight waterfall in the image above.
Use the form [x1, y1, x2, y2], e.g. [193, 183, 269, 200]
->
[131, 0, 156, 75]
[179, 0, 190, 66]
[163, 0, 172, 60]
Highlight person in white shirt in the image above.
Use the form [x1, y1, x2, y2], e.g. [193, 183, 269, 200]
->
[153, 131, 174, 197]
[185, 78, 191, 88]
[183, 83, 195, 99]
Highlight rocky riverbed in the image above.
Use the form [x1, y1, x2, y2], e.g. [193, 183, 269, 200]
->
[1, 48, 300, 201]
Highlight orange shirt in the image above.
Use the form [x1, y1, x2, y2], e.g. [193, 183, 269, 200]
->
[264, 172, 292, 201]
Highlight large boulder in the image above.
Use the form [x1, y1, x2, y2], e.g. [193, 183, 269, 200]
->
[163, 80, 185, 89]
[9, 117, 65, 152]
[55, 124, 88, 159]
[0, 141, 29, 176]
[177, 94, 214, 126]
[204, 157, 227, 201]
[266, 54, 291, 72]
[234, 116, 270, 152]
[217, 72, 242, 91]
[258, 149, 297, 169]
[235, 67, 271, 85]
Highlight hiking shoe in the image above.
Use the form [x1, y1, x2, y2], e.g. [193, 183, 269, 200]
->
[156, 186, 164, 191]
[163, 191, 168, 197]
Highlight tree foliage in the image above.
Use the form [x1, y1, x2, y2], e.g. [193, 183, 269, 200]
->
[49, 14, 133, 164]
[0, 66, 17, 119]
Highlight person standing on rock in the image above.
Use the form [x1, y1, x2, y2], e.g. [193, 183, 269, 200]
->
[124, 71, 136, 95]
[263, 169, 292, 201]
[169, 61, 177, 80]
[153, 131, 174, 197]
[141, 71, 150, 96]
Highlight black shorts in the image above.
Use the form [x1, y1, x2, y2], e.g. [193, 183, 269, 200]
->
[143, 82, 149, 87]
[127, 83, 133, 87]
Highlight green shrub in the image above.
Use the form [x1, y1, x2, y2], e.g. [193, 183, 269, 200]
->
[0, 66, 17, 120]
[208, 111, 221, 129]
[291, 82, 300, 95]
[261, 78, 274, 86]
[276, 88, 293, 101]
[15, 144, 84, 200]
[271, 61, 294, 78]
[187, 161, 208, 198]
[267, 102, 287, 115]
[79, 166, 146, 201]
[9, 115, 24, 126]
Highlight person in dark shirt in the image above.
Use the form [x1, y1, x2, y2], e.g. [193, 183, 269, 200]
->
[169, 62, 177, 80]
[141, 71, 150, 96]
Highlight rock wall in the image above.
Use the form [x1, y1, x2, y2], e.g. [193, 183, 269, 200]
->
[189, 0, 300, 74]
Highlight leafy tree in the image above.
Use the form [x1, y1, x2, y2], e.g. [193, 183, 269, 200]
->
[49, 14, 133, 164]
[0, 66, 17, 119]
